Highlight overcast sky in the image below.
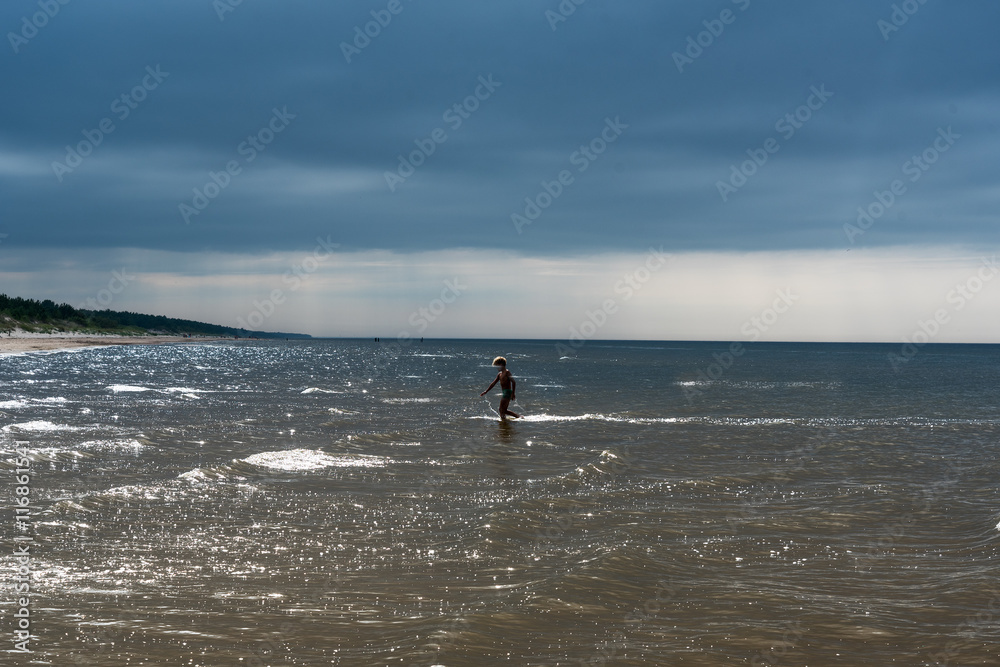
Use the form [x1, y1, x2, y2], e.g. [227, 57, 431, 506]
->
[2, 0, 998, 341]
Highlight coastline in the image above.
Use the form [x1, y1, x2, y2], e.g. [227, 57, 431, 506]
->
[0, 333, 227, 355]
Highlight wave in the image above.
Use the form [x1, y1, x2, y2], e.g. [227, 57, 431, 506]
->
[519, 413, 622, 423]
[730, 380, 843, 390]
[240, 448, 391, 471]
[107, 384, 153, 393]
[301, 387, 341, 394]
[469, 413, 677, 424]
[107, 385, 210, 398]
[19, 439, 148, 459]
[538, 449, 633, 485]
[174, 448, 393, 483]
[382, 397, 437, 404]
[0, 397, 70, 408]
[469, 412, 999, 428]
[674, 379, 842, 390]
[76, 438, 148, 452]
[177, 467, 236, 482]
[2, 420, 80, 432]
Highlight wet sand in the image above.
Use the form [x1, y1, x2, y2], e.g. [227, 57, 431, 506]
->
[0, 334, 225, 354]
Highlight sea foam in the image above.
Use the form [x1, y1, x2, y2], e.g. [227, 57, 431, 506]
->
[241, 448, 390, 471]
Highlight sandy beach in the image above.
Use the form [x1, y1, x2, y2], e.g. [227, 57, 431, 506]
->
[0, 332, 225, 355]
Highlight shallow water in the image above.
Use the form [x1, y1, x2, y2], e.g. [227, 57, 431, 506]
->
[2, 339, 998, 665]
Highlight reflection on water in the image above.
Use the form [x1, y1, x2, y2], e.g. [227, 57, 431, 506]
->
[1, 339, 999, 665]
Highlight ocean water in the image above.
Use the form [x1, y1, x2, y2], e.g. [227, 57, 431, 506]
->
[2, 339, 999, 666]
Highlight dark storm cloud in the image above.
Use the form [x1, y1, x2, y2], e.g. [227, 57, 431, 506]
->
[1, 0, 997, 254]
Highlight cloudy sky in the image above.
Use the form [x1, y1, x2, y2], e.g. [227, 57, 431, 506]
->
[2, 0, 998, 341]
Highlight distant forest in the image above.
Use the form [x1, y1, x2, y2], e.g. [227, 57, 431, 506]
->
[0, 293, 309, 338]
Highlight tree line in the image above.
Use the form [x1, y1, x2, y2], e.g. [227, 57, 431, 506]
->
[0, 293, 308, 338]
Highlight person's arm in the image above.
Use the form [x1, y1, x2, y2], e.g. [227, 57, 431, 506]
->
[480, 373, 500, 396]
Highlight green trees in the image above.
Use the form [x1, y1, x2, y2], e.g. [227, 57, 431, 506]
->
[0, 293, 307, 337]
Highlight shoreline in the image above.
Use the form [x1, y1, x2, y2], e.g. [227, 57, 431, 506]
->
[0, 334, 227, 355]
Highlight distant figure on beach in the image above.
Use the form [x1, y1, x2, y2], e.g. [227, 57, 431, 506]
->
[480, 356, 520, 420]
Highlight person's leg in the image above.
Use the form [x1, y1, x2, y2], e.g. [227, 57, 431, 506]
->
[500, 397, 520, 418]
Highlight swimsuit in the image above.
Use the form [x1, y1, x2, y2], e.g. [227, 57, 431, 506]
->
[502, 388, 513, 399]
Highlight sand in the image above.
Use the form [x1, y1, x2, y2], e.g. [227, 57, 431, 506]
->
[0, 332, 226, 355]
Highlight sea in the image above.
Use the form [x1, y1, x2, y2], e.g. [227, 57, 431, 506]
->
[1, 339, 998, 666]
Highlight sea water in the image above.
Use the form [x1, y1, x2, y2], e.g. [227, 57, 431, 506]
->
[1, 339, 998, 665]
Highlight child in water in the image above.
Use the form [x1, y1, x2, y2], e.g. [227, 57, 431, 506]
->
[480, 356, 520, 420]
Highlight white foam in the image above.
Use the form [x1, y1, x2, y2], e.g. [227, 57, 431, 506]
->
[519, 413, 604, 422]
[76, 438, 146, 452]
[301, 387, 340, 394]
[382, 397, 435, 404]
[0, 397, 71, 408]
[241, 448, 390, 471]
[178, 468, 229, 482]
[107, 385, 152, 393]
[470, 412, 682, 425]
[3, 420, 78, 432]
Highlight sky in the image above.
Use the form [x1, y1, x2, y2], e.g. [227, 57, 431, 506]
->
[1, 0, 998, 342]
